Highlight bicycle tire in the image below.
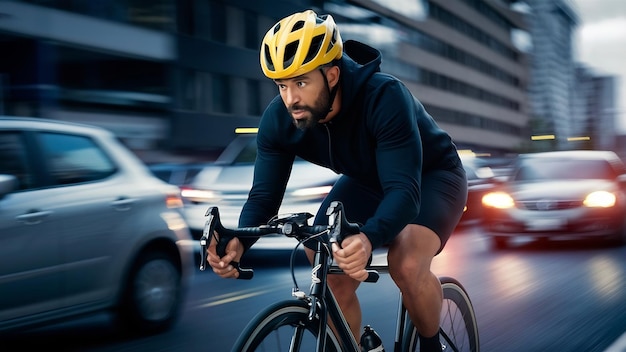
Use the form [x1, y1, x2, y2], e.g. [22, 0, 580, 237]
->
[231, 299, 342, 352]
[402, 277, 480, 352]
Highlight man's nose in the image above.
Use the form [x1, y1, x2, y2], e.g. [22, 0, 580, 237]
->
[283, 87, 300, 106]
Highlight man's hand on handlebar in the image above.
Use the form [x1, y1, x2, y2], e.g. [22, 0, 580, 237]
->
[332, 232, 372, 282]
[207, 232, 244, 279]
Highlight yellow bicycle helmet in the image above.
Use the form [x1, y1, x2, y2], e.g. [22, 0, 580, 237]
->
[260, 10, 343, 79]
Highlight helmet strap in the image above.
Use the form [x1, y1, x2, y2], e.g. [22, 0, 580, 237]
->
[319, 67, 339, 113]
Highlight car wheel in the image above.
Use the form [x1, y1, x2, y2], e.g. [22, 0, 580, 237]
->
[491, 236, 508, 250]
[116, 251, 182, 335]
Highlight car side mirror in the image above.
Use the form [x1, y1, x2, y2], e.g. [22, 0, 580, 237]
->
[0, 174, 18, 199]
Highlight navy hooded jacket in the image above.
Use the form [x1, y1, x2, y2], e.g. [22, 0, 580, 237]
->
[239, 40, 461, 249]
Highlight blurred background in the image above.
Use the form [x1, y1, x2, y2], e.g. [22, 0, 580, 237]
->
[0, 0, 623, 164]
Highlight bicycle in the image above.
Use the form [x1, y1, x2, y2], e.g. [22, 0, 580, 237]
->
[200, 201, 479, 352]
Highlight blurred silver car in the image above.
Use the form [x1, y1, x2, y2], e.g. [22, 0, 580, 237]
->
[0, 117, 194, 334]
[180, 134, 340, 249]
[482, 150, 626, 249]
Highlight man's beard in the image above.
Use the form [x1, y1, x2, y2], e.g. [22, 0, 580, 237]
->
[288, 88, 331, 131]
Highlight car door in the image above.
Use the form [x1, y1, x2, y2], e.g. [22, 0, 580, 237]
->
[34, 131, 132, 308]
[0, 131, 64, 326]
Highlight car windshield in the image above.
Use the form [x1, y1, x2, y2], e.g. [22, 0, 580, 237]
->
[220, 135, 310, 165]
[513, 158, 616, 181]
[233, 139, 257, 164]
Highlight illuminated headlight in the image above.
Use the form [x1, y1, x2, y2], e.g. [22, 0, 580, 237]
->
[180, 188, 220, 202]
[482, 191, 515, 209]
[583, 191, 616, 208]
[291, 186, 333, 200]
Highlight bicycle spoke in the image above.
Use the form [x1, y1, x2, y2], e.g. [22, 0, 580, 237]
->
[442, 298, 468, 351]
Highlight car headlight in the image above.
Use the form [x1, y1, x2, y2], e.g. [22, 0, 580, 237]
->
[180, 188, 221, 202]
[290, 186, 333, 200]
[583, 191, 616, 208]
[482, 191, 515, 209]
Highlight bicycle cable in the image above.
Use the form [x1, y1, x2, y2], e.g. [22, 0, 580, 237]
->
[289, 230, 332, 292]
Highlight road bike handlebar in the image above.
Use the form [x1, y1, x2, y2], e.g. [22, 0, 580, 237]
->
[199, 201, 369, 280]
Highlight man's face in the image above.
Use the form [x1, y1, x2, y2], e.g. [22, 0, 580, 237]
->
[275, 69, 332, 131]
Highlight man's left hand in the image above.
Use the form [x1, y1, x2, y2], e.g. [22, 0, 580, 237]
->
[332, 232, 372, 282]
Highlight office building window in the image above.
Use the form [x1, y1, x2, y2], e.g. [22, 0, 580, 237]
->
[178, 68, 212, 113]
[244, 10, 260, 50]
[212, 73, 231, 113]
[246, 79, 261, 116]
[210, 1, 227, 43]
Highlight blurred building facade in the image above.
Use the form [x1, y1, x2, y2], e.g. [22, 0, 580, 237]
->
[523, 0, 584, 150]
[0, 0, 178, 160]
[521, 0, 621, 155]
[575, 65, 618, 152]
[0, 0, 530, 162]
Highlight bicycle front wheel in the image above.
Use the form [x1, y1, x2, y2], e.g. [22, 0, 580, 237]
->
[231, 299, 341, 352]
[402, 277, 480, 352]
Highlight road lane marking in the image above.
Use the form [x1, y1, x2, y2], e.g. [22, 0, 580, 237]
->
[194, 283, 287, 309]
[197, 289, 274, 308]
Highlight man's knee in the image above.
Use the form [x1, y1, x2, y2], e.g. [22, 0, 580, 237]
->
[387, 225, 440, 288]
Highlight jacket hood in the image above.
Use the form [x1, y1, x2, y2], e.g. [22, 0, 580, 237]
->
[338, 40, 382, 112]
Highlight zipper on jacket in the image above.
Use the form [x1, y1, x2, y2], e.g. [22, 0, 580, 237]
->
[324, 124, 336, 172]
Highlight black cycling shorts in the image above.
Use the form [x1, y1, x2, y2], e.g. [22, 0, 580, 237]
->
[310, 164, 467, 254]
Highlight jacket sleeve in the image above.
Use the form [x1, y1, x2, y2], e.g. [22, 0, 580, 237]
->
[359, 78, 423, 249]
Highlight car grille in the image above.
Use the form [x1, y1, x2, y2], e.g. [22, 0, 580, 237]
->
[517, 199, 581, 211]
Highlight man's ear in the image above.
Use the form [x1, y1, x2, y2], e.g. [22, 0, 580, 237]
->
[326, 65, 340, 88]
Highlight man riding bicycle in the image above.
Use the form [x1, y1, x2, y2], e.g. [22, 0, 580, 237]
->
[207, 9, 467, 352]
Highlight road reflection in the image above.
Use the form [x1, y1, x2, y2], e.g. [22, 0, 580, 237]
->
[487, 255, 536, 299]
[586, 255, 623, 301]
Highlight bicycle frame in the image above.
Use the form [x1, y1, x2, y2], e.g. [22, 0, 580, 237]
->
[303, 236, 413, 352]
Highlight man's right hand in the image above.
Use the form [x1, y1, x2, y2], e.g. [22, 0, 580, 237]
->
[206, 232, 244, 279]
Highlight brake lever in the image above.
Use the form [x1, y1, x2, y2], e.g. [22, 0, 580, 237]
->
[199, 207, 253, 279]
[325, 201, 378, 282]
[199, 207, 217, 271]
[326, 201, 360, 247]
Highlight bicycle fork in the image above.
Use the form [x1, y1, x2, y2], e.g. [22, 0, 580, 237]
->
[294, 240, 360, 352]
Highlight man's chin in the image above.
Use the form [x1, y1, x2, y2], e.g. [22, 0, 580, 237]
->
[293, 119, 310, 130]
